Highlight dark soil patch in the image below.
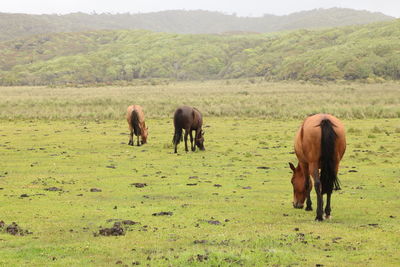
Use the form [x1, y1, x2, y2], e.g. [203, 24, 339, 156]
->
[97, 222, 125, 236]
[207, 220, 221, 225]
[348, 170, 358, 173]
[257, 166, 270, 170]
[242, 186, 252, 189]
[195, 254, 208, 262]
[193, 240, 208, 244]
[152, 211, 173, 216]
[106, 165, 116, 169]
[186, 183, 197, 186]
[20, 194, 29, 198]
[0, 221, 32, 236]
[90, 188, 102, 192]
[121, 220, 139, 225]
[44, 187, 62, 191]
[131, 183, 147, 188]
[214, 184, 222, 187]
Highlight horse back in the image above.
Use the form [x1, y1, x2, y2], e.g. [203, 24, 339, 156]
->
[174, 106, 202, 130]
[295, 114, 346, 164]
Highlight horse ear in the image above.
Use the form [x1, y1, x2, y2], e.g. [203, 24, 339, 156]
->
[288, 162, 296, 171]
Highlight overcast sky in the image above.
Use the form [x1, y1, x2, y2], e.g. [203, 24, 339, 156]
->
[1, 0, 399, 18]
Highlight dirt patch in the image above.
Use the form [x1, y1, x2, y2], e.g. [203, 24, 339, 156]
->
[95, 220, 139, 237]
[189, 254, 209, 262]
[242, 186, 252, 189]
[44, 187, 62, 191]
[214, 184, 222, 187]
[193, 240, 208, 244]
[106, 165, 116, 169]
[257, 166, 270, 170]
[152, 211, 173, 216]
[207, 220, 221, 225]
[97, 222, 125, 236]
[186, 183, 197, 186]
[0, 221, 32, 236]
[131, 183, 147, 188]
[90, 188, 102, 192]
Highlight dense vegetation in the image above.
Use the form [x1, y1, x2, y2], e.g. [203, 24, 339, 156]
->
[0, 8, 393, 41]
[0, 19, 399, 85]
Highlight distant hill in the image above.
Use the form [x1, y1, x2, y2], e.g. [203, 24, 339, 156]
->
[0, 8, 394, 41]
[1, 19, 399, 85]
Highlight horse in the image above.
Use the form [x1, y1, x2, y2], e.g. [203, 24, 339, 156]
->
[126, 105, 148, 146]
[289, 114, 346, 221]
[172, 106, 205, 153]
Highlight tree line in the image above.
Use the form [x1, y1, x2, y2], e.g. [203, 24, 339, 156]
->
[0, 19, 399, 85]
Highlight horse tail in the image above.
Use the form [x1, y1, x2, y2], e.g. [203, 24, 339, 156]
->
[131, 109, 141, 136]
[319, 119, 340, 194]
[172, 109, 183, 145]
[172, 128, 182, 145]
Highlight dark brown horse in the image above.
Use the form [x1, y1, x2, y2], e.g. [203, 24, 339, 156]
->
[126, 105, 148, 146]
[289, 114, 346, 221]
[173, 106, 205, 153]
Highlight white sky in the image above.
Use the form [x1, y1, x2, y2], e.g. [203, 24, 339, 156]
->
[1, 0, 399, 18]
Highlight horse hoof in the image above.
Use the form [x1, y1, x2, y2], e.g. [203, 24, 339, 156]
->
[305, 207, 313, 211]
[315, 216, 324, 221]
[325, 215, 331, 220]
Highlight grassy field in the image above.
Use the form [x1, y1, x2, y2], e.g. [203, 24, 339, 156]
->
[0, 81, 400, 266]
[0, 80, 399, 120]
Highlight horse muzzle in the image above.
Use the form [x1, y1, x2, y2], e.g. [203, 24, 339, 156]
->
[293, 202, 304, 209]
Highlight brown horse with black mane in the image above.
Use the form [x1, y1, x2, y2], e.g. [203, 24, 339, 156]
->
[126, 105, 148, 146]
[289, 114, 346, 221]
[173, 106, 205, 153]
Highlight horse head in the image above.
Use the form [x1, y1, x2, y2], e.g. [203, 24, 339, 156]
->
[141, 126, 148, 144]
[289, 162, 307, 209]
[195, 130, 205, 151]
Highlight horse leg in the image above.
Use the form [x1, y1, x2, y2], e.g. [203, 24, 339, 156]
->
[190, 130, 195, 151]
[304, 165, 313, 211]
[311, 165, 324, 221]
[128, 130, 133, 146]
[136, 135, 140, 146]
[325, 162, 339, 219]
[325, 193, 332, 219]
[184, 130, 189, 152]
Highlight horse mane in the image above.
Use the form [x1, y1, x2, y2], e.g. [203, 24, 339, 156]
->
[319, 119, 340, 194]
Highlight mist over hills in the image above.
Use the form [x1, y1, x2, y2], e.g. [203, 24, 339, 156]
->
[0, 8, 394, 41]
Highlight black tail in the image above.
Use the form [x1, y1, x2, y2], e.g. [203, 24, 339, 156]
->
[172, 128, 182, 145]
[131, 110, 141, 136]
[319, 119, 340, 194]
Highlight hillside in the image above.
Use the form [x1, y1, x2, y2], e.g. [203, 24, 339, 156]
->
[0, 8, 394, 41]
[0, 19, 399, 85]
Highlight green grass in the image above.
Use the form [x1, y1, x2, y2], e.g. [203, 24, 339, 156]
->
[1, 116, 399, 266]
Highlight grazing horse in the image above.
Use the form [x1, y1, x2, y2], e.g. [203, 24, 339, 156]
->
[289, 114, 346, 221]
[126, 105, 148, 146]
[173, 106, 205, 153]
